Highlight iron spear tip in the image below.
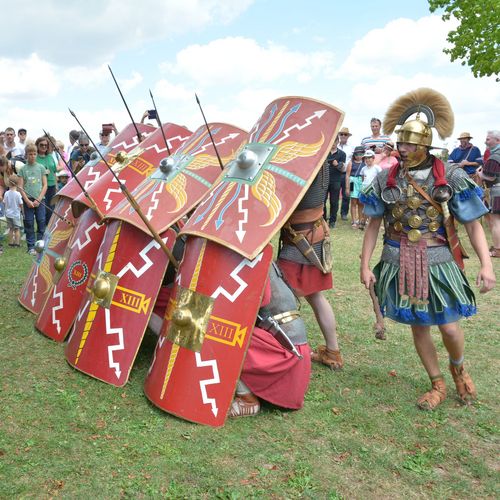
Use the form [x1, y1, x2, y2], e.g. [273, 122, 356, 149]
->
[195, 93, 200, 104]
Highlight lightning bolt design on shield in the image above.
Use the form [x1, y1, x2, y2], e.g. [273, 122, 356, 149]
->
[71, 222, 102, 251]
[105, 308, 124, 380]
[116, 238, 165, 279]
[195, 352, 220, 417]
[211, 252, 264, 302]
[273, 109, 327, 144]
[83, 166, 101, 190]
[146, 182, 164, 220]
[51, 287, 64, 335]
[215, 183, 241, 230]
[103, 178, 126, 211]
[235, 184, 249, 243]
[30, 267, 39, 307]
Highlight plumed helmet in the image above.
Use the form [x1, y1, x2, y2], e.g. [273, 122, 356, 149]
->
[383, 88, 454, 167]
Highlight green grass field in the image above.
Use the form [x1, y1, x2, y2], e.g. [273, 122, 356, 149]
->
[0, 220, 498, 499]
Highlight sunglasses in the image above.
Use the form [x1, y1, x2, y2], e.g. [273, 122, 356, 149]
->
[80, 143, 89, 147]
[39, 143, 48, 147]
[339, 133, 349, 136]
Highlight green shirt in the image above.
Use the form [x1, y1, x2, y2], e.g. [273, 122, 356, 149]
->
[36, 154, 57, 187]
[20, 162, 46, 199]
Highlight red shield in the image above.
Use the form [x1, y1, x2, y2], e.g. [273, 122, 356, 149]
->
[106, 123, 247, 234]
[180, 97, 344, 259]
[144, 237, 273, 427]
[56, 123, 156, 203]
[64, 221, 175, 386]
[71, 123, 192, 218]
[35, 209, 106, 341]
[18, 197, 76, 314]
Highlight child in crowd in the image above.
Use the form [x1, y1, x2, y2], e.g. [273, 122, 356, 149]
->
[19, 144, 47, 255]
[4, 174, 23, 247]
[360, 150, 382, 189]
[345, 146, 366, 229]
[359, 150, 382, 230]
[56, 170, 69, 190]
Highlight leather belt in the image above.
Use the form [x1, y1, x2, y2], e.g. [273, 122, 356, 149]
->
[386, 230, 447, 247]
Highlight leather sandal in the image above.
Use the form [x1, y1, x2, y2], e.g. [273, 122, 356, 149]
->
[449, 364, 477, 404]
[417, 378, 446, 410]
[229, 392, 260, 417]
[489, 247, 500, 258]
[311, 345, 343, 370]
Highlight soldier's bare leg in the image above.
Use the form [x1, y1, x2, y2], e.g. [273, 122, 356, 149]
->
[306, 291, 343, 369]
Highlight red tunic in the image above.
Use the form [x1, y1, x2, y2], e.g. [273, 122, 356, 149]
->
[241, 327, 311, 409]
[277, 258, 333, 296]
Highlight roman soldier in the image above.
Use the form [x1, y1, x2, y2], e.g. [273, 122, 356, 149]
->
[359, 88, 495, 410]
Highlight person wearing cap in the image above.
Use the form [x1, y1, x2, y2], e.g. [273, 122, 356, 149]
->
[337, 127, 353, 220]
[345, 145, 366, 229]
[376, 141, 399, 170]
[359, 88, 495, 411]
[56, 170, 70, 191]
[448, 132, 483, 176]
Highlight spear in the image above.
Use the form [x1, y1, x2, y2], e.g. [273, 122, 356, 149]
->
[43, 130, 104, 220]
[149, 89, 171, 156]
[108, 65, 142, 144]
[68, 108, 179, 270]
[16, 183, 73, 226]
[195, 93, 224, 170]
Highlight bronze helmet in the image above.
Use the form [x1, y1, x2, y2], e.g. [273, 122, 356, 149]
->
[383, 88, 454, 168]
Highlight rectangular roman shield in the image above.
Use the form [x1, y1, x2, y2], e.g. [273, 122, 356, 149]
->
[144, 237, 273, 427]
[64, 221, 175, 386]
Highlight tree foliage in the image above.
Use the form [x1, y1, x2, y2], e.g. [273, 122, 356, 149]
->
[429, 0, 499, 80]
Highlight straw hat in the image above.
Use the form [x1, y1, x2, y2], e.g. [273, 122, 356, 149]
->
[338, 127, 352, 136]
[457, 132, 472, 140]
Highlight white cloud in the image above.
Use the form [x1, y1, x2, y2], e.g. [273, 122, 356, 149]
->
[0, 54, 60, 100]
[338, 15, 457, 79]
[4, 0, 255, 67]
[153, 79, 193, 102]
[118, 71, 144, 93]
[63, 65, 110, 89]
[160, 36, 336, 86]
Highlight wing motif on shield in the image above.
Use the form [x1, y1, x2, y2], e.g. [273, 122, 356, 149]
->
[38, 225, 75, 293]
[272, 134, 325, 164]
[166, 174, 188, 213]
[251, 171, 281, 227]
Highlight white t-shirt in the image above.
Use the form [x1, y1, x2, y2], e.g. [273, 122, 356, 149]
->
[4, 189, 23, 218]
[360, 165, 382, 188]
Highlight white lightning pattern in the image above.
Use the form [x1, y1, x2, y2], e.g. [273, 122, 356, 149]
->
[235, 184, 249, 243]
[146, 183, 164, 220]
[71, 222, 102, 250]
[30, 267, 39, 307]
[105, 308, 124, 380]
[83, 166, 101, 190]
[191, 132, 240, 155]
[140, 135, 190, 155]
[51, 286, 64, 334]
[116, 237, 166, 279]
[103, 178, 126, 212]
[195, 352, 220, 417]
[211, 252, 264, 302]
[274, 109, 327, 144]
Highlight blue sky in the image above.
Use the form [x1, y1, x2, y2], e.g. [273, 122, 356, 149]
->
[1, 0, 498, 152]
